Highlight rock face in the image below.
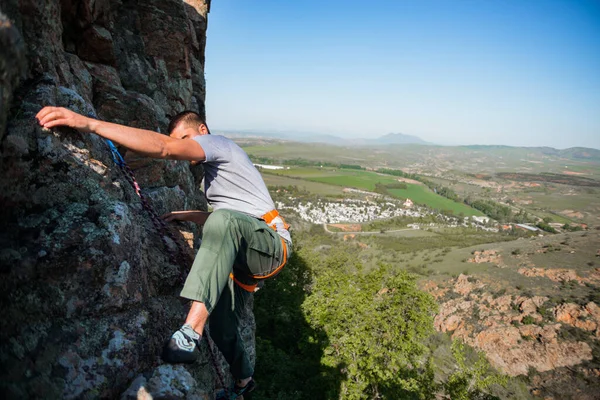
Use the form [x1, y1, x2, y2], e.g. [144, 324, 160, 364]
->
[0, 11, 26, 140]
[0, 1, 248, 399]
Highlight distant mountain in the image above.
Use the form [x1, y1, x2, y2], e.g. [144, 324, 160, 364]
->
[215, 129, 433, 146]
[461, 145, 600, 162]
[218, 129, 599, 157]
[373, 132, 431, 145]
[542, 147, 600, 161]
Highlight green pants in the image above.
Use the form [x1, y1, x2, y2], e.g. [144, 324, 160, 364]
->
[180, 209, 291, 379]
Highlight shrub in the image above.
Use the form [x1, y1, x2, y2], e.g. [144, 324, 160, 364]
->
[522, 315, 536, 325]
[443, 341, 508, 400]
[558, 325, 590, 342]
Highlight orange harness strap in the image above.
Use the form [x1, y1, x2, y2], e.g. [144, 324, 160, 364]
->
[262, 209, 290, 230]
[230, 209, 290, 292]
[229, 272, 258, 292]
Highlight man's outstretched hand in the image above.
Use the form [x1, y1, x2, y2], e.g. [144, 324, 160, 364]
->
[161, 210, 211, 225]
[36, 106, 91, 131]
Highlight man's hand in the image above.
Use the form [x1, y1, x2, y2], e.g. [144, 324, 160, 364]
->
[36, 106, 91, 131]
[161, 210, 211, 225]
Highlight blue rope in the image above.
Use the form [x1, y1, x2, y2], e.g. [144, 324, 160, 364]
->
[105, 139, 125, 167]
[86, 112, 126, 167]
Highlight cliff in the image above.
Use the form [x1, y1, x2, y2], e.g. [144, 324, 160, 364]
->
[0, 1, 244, 398]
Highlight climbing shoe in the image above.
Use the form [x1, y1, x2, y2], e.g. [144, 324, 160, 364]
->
[214, 379, 256, 400]
[161, 324, 201, 364]
[232, 378, 256, 399]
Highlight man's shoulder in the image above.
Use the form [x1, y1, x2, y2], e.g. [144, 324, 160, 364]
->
[196, 134, 230, 143]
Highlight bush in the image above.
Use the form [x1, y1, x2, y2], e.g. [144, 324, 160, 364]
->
[536, 222, 557, 233]
[562, 224, 583, 232]
[443, 341, 508, 400]
[559, 325, 590, 342]
[521, 315, 536, 325]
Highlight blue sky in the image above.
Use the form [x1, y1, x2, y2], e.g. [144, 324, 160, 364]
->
[204, 0, 600, 149]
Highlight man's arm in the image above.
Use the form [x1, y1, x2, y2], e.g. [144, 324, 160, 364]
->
[36, 106, 205, 162]
[161, 210, 211, 225]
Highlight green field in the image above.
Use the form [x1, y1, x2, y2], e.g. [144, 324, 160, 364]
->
[261, 172, 346, 197]
[242, 143, 382, 165]
[309, 173, 397, 191]
[273, 167, 397, 190]
[270, 167, 483, 216]
[387, 186, 483, 216]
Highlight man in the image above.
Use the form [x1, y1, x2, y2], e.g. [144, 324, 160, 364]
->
[36, 106, 292, 396]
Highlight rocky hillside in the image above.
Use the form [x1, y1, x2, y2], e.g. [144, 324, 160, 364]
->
[425, 231, 600, 399]
[0, 1, 248, 398]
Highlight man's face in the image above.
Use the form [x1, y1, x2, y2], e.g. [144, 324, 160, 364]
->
[169, 122, 208, 165]
[169, 122, 204, 140]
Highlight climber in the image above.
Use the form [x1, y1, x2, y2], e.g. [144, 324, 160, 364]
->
[35, 106, 292, 397]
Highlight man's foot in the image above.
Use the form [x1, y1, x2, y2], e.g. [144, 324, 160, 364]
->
[232, 378, 255, 398]
[161, 324, 201, 364]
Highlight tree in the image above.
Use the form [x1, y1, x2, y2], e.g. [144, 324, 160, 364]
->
[303, 255, 438, 399]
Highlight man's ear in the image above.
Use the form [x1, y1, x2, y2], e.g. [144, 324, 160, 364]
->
[198, 124, 209, 135]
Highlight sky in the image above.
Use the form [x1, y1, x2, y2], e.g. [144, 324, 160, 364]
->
[204, 0, 600, 149]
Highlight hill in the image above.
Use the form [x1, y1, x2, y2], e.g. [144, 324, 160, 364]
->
[218, 129, 433, 146]
[373, 132, 431, 145]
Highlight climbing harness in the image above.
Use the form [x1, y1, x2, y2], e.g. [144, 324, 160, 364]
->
[229, 209, 290, 293]
[261, 209, 290, 231]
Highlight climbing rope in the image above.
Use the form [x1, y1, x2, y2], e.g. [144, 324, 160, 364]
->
[104, 138, 192, 283]
[205, 327, 230, 399]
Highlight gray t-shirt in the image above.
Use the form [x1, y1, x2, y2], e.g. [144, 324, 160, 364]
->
[193, 134, 291, 243]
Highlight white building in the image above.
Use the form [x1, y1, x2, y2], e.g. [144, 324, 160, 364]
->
[254, 164, 288, 170]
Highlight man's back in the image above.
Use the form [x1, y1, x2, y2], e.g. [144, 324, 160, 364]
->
[193, 135, 291, 243]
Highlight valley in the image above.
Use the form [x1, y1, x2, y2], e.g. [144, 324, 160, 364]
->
[245, 137, 600, 399]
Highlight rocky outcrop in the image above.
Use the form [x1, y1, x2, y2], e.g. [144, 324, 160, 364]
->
[518, 267, 600, 285]
[432, 275, 595, 377]
[0, 1, 246, 399]
[555, 302, 600, 337]
[473, 325, 592, 376]
[467, 249, 502, 265]
[453, 273, 485, 296]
